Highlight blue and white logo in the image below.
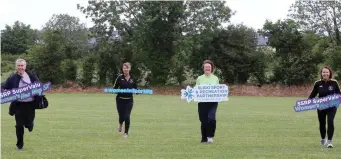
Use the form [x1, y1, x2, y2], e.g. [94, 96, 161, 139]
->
[181, 84, 229, 103]
[181, 86, 194, 103]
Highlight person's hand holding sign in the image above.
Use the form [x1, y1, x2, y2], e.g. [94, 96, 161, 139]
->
[180, 60, 229, 144]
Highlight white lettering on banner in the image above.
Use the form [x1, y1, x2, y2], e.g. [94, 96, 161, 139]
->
[180, 84, 229, 103]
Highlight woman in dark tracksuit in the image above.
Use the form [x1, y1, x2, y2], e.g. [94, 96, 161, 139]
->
[195, 60, 220, 143]
[1, 59, 39, 150]
[113, 62, 137, 138]
[309, 66, 340, 148]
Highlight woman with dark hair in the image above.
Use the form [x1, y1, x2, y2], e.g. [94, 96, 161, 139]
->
[195, 60, 220, 143]
[113, 62, 137, 138]
[309, 66, 340, 148]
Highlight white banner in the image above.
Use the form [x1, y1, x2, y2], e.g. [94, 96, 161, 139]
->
[180, 84, 229, 103]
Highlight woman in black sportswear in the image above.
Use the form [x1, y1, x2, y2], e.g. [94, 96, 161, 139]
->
[309, 66, 340, 148]
[113, 62, 137, 138]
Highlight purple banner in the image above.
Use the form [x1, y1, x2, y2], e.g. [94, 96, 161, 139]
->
[1, 81, 51, 104]
[294, 94, 341, 112]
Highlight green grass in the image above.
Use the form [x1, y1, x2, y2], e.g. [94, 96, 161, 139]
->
[1, 94, 341, 159]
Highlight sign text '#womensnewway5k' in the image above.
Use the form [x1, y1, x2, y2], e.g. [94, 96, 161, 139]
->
[294, 94, 341, 112]
[1, 82, 51, 104]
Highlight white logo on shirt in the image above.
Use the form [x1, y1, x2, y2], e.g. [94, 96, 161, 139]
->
[329, 86, 333, 91]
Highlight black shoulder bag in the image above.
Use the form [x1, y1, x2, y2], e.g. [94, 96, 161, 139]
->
[35, 95, 49, 109]
[29, 73, 49, 109]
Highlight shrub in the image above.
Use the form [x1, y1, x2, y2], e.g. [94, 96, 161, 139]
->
[60, 59, 77, 81]
[82, 55, 95, 86]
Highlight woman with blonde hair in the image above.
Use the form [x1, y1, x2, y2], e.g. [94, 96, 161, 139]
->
[113, 62, 137, 138]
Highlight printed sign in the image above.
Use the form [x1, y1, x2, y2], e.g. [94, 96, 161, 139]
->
[294, 94, 341, 112]
[104, 88, 153, 94]
[1, 81, 51, 104]
[181, 84, 229, 103]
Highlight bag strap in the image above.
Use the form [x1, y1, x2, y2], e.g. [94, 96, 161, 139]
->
[34, 74, 40, 82]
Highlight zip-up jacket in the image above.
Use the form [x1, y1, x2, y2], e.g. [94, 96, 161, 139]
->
[113, 74, 137, 99]
[1, 72, 39, 116]
[1, 72, 39, 90]
[308, 79, 341, 99]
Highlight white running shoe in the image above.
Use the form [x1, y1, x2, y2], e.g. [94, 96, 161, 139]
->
[123, 133, 128, 138]
[207, 137, 213, 143]
[327, 140, 333, 148]
[321, 139, 327, 145]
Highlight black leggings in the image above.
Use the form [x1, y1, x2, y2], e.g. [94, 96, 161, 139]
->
[317, 107, 337, 140]
[198, 102, 218, 141]
[14, 101, 36, 149]
[116, 97, 133, 134]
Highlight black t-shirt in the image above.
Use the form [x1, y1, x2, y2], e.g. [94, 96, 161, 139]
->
[113, 74, 137, 99]
[309, 79, 341, 99]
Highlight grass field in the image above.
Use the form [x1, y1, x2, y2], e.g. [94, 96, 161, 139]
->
[1, 94, 341, 159]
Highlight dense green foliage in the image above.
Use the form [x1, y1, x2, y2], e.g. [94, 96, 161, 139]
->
[1, 21, 39, 54]
[1, 1, 340, 86]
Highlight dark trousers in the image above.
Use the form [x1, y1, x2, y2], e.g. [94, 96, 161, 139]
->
[14, 101, 36, 149]
[116, 97, 133, 134]
[198, 102, 218, 141]
[317, 107, 337, 140]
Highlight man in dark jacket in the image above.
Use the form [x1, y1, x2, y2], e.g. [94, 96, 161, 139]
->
[1, 59, 39, 150]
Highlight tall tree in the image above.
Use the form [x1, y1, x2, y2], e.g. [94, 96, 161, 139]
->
[44, 14, 89, 59]
[1, 21, 39, 54]
[78, 1, 233, 85]
[288, 1, 341, 45]
[260, 19, 324, 85]
[324, 45, 341, 79]
[190, 24, 265, 84]
[27, 29, 67, 84]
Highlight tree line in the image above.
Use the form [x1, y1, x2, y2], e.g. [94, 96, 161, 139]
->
[1, 1, 340, 87]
